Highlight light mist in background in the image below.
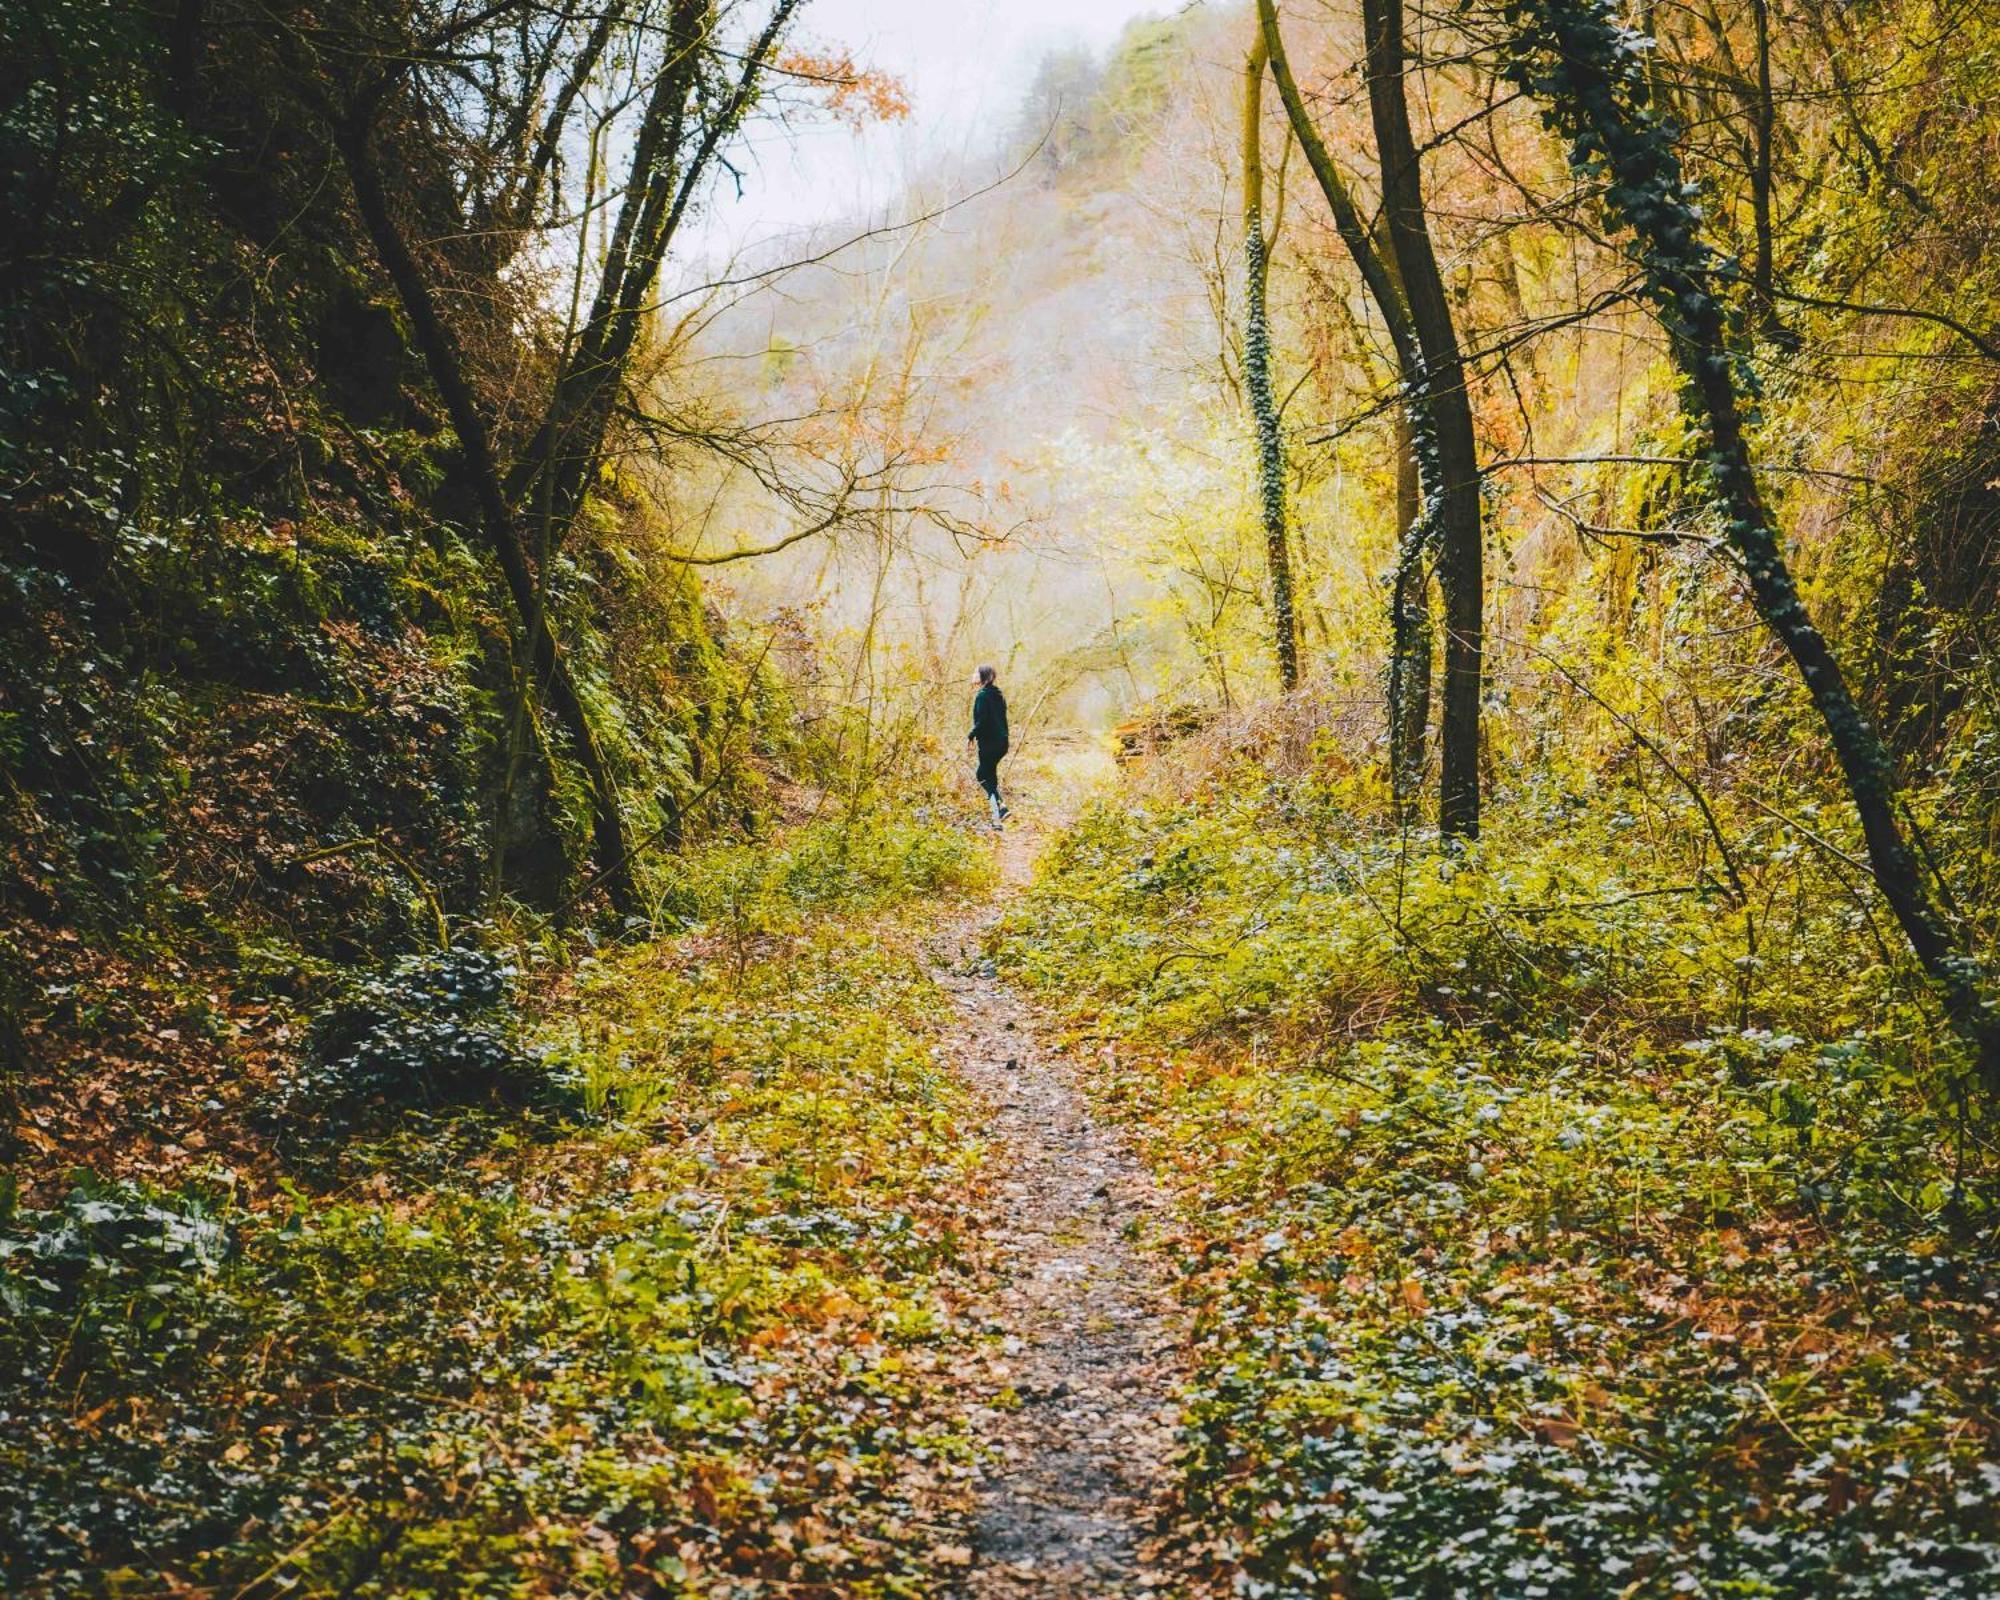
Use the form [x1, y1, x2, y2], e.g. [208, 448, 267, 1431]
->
[696, 0, 1171, 255]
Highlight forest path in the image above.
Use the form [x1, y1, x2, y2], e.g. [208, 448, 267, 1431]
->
[925, 751, 1190, 1598]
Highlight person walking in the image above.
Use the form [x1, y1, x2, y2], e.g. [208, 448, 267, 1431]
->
[967, 664, 1010, 830]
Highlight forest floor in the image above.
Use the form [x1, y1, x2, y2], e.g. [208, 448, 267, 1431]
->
[4, 740, 1226, 1600]
[927, 803, 1189, 1596]
[11, 741, 1996, 1599]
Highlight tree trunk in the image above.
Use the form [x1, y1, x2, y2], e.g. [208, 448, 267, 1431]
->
[1256, 3, 1464, 812]
[509, 0, 709, 535]
[1389, 410, 1433, 810]
[1256, 0, 1417, 370]
[1360, 0, 1482, 840]
[1747, 0, 1779, 320]
[510, 0, 800, 544]
[336, 120, 638, 916]
[1501, 0, 2000, 1091]
[1243, 32, 1301, 691]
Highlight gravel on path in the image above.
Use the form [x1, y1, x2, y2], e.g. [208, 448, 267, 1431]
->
[929, 819, 1191, 1598]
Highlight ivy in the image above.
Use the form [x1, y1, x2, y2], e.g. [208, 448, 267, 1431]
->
[1000, 768, 2000, 1597]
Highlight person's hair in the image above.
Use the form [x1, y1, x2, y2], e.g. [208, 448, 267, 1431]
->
[977, 664, 997, 684]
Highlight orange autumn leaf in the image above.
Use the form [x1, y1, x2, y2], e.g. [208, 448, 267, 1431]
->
[776, 48, 911, 129]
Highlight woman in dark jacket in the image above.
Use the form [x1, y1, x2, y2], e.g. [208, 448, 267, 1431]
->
[967, 664, 1010, 829]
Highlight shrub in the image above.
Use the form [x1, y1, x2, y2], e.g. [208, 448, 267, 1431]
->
[297, 944, 578, 1110]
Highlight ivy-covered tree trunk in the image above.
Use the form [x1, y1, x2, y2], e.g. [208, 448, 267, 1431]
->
[1360, 0, 1483, 840]
[1498, 0, 2000, 1090]
[1389, 410, 1434, 810]
[1255, 0, 1446, 809]
[1242, 32, 1301, 692]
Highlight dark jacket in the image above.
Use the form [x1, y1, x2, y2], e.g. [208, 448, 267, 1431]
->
[969, 683, 1009, 755]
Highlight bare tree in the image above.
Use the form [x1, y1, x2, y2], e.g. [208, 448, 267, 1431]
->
[297, 0, 808, 912]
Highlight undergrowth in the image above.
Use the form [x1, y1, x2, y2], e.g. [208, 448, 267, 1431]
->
[1, 811, 996, 1599]
[998, 760, 2000, 1599]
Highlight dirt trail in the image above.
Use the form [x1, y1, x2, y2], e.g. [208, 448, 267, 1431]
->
[928, 802, 1189, 1598]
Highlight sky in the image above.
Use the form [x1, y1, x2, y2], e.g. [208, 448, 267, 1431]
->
[694, 0, 1172, 257]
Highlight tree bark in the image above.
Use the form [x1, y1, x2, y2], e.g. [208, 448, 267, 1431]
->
[1243, 32, 1302, 691]
[1360, 0, 1482, 840]
[1389, 409, 1433, 809]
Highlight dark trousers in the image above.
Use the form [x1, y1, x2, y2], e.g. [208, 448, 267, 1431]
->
[975, 745, 1006, 801]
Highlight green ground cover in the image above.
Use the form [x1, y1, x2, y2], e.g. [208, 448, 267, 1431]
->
[998, 764, 2000, 1599]
[1, 815, 996, 1600]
